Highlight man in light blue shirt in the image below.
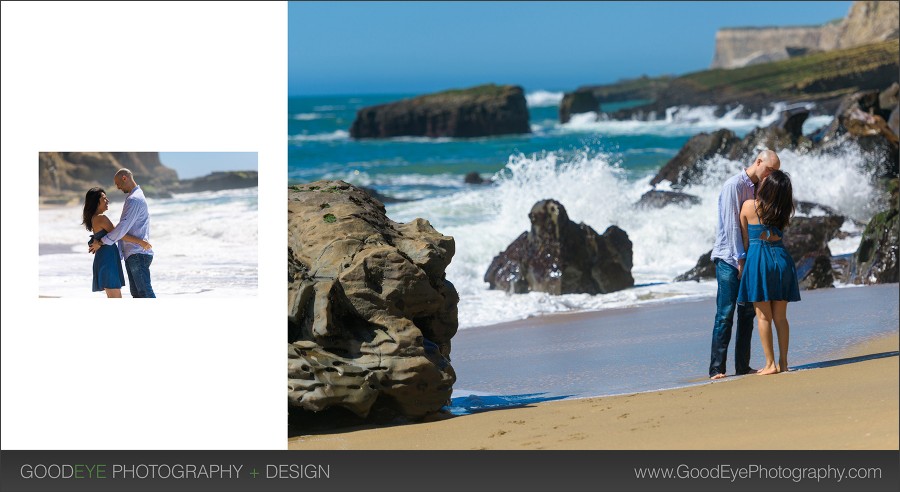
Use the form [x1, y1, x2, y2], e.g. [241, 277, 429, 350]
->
[709, 149, 780, 379]
[89, 168, 156, 298]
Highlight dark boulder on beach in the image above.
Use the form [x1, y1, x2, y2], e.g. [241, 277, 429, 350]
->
[349, 84, 531, 139]
[674, 250, 716, 282]
[559, 89, 600, 124]
[851, 178, 899, 284]
[484, 199, 634, 295]
[635, 190, 701, 209]
[288, 181, 458, 420]
[175, 171, 257, 193]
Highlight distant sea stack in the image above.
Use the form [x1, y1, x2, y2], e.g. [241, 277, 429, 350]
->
[175, 171, 258, 193]
[350, 84, 531, 139]
[559, 89, 600, 124]
[711, 1, 899, 69]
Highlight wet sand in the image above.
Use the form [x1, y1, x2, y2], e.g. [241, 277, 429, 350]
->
[288, 285, 899, 450]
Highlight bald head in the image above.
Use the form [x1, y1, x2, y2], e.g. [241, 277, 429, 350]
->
[113, 168, 137, 194]
[748, 149, 781, 184]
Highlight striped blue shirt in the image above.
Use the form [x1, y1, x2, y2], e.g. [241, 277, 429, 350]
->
[100, 185, 153, 260]
[711, 171, 755, 270]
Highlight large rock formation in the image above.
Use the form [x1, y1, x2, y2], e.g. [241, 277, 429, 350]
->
[484, 200, 634, 295]
[39, 152, 259, 205]
[711, 1, 899, 69]
[349, 84, 531, 139]
[711, 25, 838, 69]
[39, 152, 179, 200]
[559, 89, 600, 124]
[288, 181, 458, 419]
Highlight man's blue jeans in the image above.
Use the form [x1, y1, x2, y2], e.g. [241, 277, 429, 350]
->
[710, 259, 755, 377]
[125, 253, 156, 298]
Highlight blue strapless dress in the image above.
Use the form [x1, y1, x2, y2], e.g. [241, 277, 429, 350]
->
[737, 223, 801, 303]
[90, 230, 125, 292]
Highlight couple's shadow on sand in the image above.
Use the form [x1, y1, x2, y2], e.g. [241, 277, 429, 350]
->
[690, 350, 900, 382]
[288, 351, 898, 437]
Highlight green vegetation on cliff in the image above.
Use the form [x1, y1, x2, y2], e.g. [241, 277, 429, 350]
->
[595, 39, 899, 116]
[681, 39, 899, 98]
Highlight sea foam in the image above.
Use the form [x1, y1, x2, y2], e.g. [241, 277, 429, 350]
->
[386, 145, 872, 328]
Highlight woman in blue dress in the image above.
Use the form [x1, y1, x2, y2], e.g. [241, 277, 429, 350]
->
[737, 170, 801, 375]
[81, 187, 152, 298]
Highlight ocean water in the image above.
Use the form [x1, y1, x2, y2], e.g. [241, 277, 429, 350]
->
[289, 92, 877, 329]
[39, 187, 258, 297]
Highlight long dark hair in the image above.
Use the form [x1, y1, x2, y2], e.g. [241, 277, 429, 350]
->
[756, 170, 794, 231]
[81, 187, 105, 232]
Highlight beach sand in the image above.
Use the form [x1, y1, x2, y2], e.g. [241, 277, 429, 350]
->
[289, 290, 899, 450]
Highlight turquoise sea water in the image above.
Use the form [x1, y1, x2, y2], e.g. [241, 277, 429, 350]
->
[288, 92, 878, 329]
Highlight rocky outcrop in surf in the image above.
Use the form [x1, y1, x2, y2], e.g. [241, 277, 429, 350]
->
[559, 89, 600, 124]
[349, 84, 531, 139]
[484, 199, 634, 295]
[288, 181, 458, 420]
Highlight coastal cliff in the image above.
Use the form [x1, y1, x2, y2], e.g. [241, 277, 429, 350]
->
[39, 152, 257, 205]
[711, 1, 898, 69]
[39, 152, 179, 202]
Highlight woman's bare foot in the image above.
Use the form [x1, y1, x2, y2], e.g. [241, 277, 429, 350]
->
[757, 363, 779, 375]
[710, 373, 727, 380]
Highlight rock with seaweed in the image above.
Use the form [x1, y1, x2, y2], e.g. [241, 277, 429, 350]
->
[484, 199, 634, 295]
[288, 181, 458, 420]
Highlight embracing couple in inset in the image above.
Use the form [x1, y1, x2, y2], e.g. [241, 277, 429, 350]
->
[81, 168, 156, 298]
[709, 149, 801, 379]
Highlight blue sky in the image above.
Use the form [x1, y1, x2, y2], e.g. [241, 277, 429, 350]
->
[289, 1, 853, 96]
[158, 152, 258, 179]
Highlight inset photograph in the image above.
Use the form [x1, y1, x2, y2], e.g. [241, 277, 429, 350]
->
[39, 152, 258, 298]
